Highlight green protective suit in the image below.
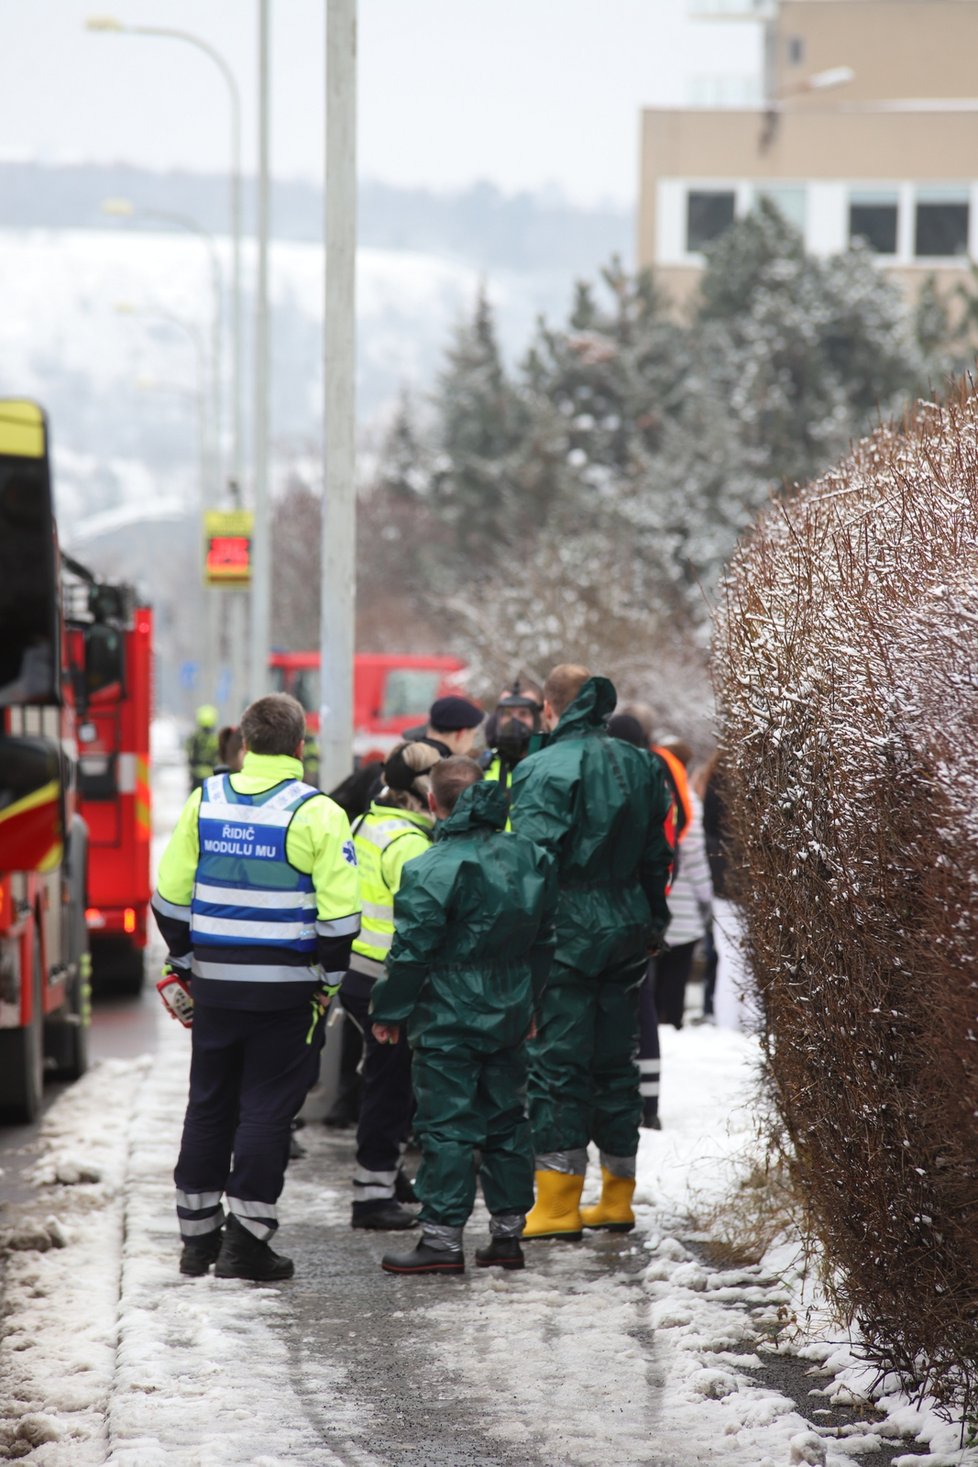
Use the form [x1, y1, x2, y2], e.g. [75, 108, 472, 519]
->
[509, 676, 672, 1166]
[370, 780, 558, 1228]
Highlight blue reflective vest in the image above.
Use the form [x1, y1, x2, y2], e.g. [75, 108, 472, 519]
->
[190, 774, 321, 985]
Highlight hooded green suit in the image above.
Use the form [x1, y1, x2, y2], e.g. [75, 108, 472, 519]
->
[370, 780, 557, 1228]
[509, 676, 671, 1168]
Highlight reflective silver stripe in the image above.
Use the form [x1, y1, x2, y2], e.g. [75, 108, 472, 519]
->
[638, 1059, 660, 1073]
[192, 913, 315, 941]
[152, 890, 191, 921]
[420, 1223, 463, 1252]
[117, 752, 137, 793]
[599, 1151, 636, 1180]
[195, 881, 315, 910]
[227, 1196, 278, 1220]
[192, 959, 318, 983]
[354, 1181, 396, 1201]
[199, 801, 296, 828]
[179, 1214, 225, 1238]
[316, 912, 361, 937]
[358, 901, 391, 924]
[354, 1165, 397, 1186]
[356, 818, 418, 850]
[535, 1149, 588, 1176]
[320, 970, 345, 987]
[348, 955, 385, 981]
[640, 1080, 660, 1097]
[176, 1189, 222, 1211]
[259, 780, 311, 811]
[366, 929, 393, 954]
[489, 1212, 525, 1238]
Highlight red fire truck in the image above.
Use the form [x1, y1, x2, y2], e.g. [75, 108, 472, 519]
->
[0, 401, 91, 1121]
[68, 577, 153, 995]
[268, 651, 468, 758]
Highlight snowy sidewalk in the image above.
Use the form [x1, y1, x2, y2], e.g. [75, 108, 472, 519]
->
[3, 1007, 974, 1466]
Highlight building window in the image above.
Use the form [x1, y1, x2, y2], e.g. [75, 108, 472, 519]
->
[914, 188, 969, 257]
[786, 35, 805, 65]
[849, 191, 898, 255]
[687, 190, 736, 252]
[758, 185, 806, 234]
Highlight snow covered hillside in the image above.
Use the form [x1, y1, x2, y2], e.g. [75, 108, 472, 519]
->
[0, 226, 579, 538]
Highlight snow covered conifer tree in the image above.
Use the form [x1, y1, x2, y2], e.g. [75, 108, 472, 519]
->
[430, 285, 525, 560]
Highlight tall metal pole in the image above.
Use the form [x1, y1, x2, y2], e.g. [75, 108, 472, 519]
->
[249, 0, 272, 702]
[320, 0, 357, 790]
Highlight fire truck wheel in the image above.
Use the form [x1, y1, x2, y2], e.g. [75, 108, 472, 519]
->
[0, 932, 44, 1124]
[46, 827, 91, 1081]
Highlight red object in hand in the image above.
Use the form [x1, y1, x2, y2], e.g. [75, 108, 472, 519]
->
[157, 968, 194, 1028]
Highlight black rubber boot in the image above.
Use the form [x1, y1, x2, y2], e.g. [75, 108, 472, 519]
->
[179, 1229, 223, 1277]
[394, 1168, 417, 1204]
[352, 1200, 419, 1232]
[475, 1237, 525, 1271]
[214, 1214, 294, 1281]
[642, 1106, 662, 1131]
[381, 1240, 464, 1275]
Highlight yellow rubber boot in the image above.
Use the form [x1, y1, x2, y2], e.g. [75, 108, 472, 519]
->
[580, 1168, 636, 1233]
[522, 1170, 585, 1241]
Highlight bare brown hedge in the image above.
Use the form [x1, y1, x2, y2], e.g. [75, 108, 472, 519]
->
[714, 378, 978, 1415]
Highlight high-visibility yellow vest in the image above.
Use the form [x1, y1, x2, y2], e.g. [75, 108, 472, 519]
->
[349, 803, 432, 978]
[482, 754, 513, 831]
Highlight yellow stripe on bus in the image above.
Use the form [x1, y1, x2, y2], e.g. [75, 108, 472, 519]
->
[0, 779, 60, 826]
[0, 400, 45, 458]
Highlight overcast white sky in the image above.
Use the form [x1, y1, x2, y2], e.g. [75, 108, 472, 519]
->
[0, 1, 760, 206]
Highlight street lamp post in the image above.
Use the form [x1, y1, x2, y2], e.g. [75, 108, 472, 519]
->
[760, 65, 856, 150]
[86, 17, 243, 490]
[319, 0, 358, 790]
[248, 0, 272, 705]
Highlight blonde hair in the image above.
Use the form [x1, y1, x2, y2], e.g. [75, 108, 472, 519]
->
[381, 739, 443, 813]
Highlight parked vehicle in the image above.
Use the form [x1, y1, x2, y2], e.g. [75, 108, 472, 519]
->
[268, 651, 467, 757]
[68, 576, 153, 995]
[0, 400, 90, 1121]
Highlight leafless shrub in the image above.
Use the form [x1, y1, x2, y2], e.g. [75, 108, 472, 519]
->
[714, 377, 978, 1418]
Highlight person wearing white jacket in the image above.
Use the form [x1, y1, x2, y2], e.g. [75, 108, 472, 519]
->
[655, 790, 713, 1028]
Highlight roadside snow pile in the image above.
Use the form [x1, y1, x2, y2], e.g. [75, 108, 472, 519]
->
[715, 378, 978, 1423]
[0, 1055, 149, 1464]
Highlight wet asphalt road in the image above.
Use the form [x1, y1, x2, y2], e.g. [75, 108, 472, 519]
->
[0, 981, 160, 1209]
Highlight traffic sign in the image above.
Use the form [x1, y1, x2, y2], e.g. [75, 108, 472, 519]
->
[204, 509, 254, 587]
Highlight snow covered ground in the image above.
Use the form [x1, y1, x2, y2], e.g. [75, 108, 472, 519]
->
[1, 723, 975, 1466]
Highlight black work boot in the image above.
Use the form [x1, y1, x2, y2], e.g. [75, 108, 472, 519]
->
[475, 1236, 525, 1270]
[352, 1200, 419, 1232]
[394, 1168, 417, 1204]
[381, 1240, 464, 1275]
[179, 1228, 223, 1277]
[214, 1214, 294, 1281]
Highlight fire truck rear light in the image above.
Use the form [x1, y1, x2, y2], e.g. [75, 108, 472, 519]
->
[124, 908, 136, 933]
[86, 907, 106, 929]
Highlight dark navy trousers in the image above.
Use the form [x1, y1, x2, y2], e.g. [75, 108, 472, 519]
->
[174, 999, 325, 1242]
[340, 986, 414, 1208]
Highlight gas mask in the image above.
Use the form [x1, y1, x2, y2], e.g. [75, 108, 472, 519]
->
[495, 715, 533, 766]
